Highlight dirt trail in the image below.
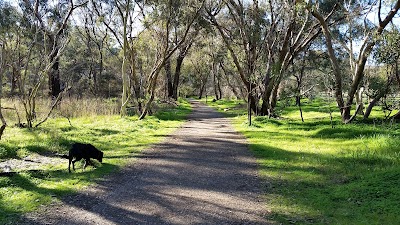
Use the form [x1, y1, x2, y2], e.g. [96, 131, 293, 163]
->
[20, 100, 269, 225]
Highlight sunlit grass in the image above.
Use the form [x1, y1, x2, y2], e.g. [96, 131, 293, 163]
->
[0, 99, 191, 224]
[205, 98, 400, 225]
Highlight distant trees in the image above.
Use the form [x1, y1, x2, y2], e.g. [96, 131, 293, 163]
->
[138, 0, 205, 119]
[21, 0, 87, 99]
[0, 0, 399, 129]
[371, 27, 400, 119]
[309, 0, 400, 123]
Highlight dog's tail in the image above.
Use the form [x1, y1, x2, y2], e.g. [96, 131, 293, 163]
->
[55, 153, 70, 159]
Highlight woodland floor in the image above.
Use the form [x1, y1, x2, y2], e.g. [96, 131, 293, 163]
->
[16, 100, 269, 225]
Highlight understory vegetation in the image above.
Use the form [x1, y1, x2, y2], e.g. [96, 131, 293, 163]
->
[0, 99, 191, 224]
[205, 98, 400, 225]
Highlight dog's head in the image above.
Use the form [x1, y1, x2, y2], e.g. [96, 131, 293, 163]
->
[98, 151, 104, 163]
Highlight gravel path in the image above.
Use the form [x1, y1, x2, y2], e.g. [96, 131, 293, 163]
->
[20, 100, 269, 225]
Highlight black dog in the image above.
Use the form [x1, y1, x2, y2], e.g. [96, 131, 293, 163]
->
[68, 143, 103, 173]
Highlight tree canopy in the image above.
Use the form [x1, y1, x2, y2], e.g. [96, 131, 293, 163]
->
[0, 0, 399, 129]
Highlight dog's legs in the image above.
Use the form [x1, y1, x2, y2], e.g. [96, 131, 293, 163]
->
[83, 159, 92, 169]
[68, 158, 72, 173]
[72, 159, 79, 171]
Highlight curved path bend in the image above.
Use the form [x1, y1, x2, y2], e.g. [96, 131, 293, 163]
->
[21, 101, 269, 225]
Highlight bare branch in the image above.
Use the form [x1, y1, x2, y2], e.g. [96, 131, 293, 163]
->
[378, 0, 382, 24]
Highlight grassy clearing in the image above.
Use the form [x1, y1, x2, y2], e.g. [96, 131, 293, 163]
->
[0, 99, 191, 224]
[204, 98, 400, 225]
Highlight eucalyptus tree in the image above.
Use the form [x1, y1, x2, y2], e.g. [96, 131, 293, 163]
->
[206, 35, 225, 100]
[137, 0, 205, 119]
[90, 0, 146, 115]
[164, 41, 193, 100]
[220, 59, 246, 100]
[366, 26, 400, 119]
[259, 0, 323, 117]
[309, 0, 400, 123]
[206, 0, 321, 121]
[21, 0, 87, 99]
[162, 0, 206, 100]
[7, 0, 83, 127]
[79, 10, 109, 96]
[60, 25, 116, 98]
[206, 0, 265, 124]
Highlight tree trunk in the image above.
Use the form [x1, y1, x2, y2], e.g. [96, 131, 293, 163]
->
[213, 63, 220, 100]
[355, 87, 365, 115]
[364, 97, 379, 119]
[220, 62, 240, 99]
[139, 65, 163, 120]
[172, 55, 184, 100]
[45, 33, 62, 99]
[248, 87, 252, 126]
[120, 51, 130, 116]
[248, 92, 258, 114]
[260, 73, 272, 116]
[164, 58, 174, 98]
[198, 80, 206, 99]
[312, 1, 400, 123]
[134, 57, 145, 115]
[11, 67, 17, 96]
[391, 110, 400, 120]
[311, 10, 346, 121]
[48, 52, 61, 98]
[0, 43, 7, 139]
[297, 96, 305, 122]
[365, 74, 394, 119]
[270, 82, 279, 111]
[217, 73, 223, 100]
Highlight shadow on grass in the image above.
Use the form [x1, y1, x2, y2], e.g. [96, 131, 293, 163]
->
[15, 130, 265, 224]
[0, 144, 18, 159]
[0, 101, 194, 224]
[251, 142, 400, 224]
[0, 162, 119, 223]
[0, 172, 70, 223]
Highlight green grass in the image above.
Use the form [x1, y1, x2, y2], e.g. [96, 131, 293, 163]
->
[0, 100, 191, 224]
[204, 98, 400, 225]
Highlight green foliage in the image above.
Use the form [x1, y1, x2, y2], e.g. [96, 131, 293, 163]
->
[0, 2, 19, 32]
[206, 98, 400, 225]
[0, 101, 191, 224]
[374, 27, 400, 65]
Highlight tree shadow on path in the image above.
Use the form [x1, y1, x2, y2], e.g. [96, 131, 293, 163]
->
[18, 101, 269, 225]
